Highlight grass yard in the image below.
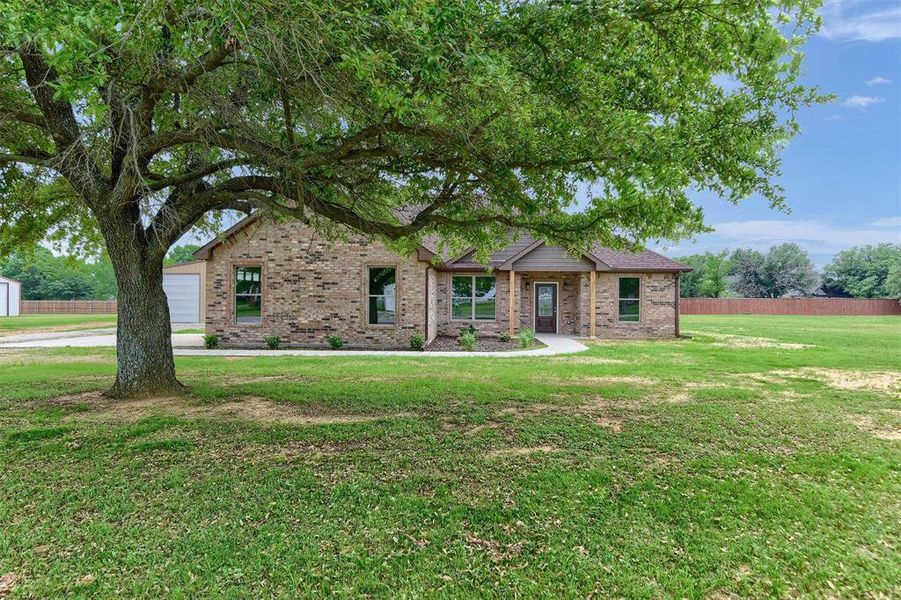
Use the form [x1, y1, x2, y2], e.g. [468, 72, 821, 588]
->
[0, 313, 117, 336]
[0, 315, 899, 597]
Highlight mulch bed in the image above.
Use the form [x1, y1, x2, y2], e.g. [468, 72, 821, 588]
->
[425, 335, 539, 352]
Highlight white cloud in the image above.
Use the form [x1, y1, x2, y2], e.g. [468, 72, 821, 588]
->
[841, 95, 885, 108]
[654, 219, 901, 259]
[866, 76, 892, 86]
[820, 1, 901, 42]
[871, 216, 901, 228]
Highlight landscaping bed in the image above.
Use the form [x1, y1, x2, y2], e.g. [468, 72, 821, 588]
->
[425, 335, 543, 352]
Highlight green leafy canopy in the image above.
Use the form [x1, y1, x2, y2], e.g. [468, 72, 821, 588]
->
[1, 0, 828, 262]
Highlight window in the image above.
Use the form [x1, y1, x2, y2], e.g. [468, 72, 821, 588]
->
[618, 277, 640, 322]
[368, 267, 396, 325]
[452, 275, 496, 320]
[235, 266, 262, 324]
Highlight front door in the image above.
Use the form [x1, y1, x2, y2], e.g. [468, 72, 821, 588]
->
[535, 283, 557, 333]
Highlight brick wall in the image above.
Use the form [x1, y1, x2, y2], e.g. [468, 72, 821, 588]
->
[205, 219, 429, 348]
[595, 272, 677, 338]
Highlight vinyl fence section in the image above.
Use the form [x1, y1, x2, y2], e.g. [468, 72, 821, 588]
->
[680, 298, 901, 316]
[20, 300, 118, 314]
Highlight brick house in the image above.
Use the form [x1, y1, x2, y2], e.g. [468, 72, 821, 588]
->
[194, 216, 691, 348]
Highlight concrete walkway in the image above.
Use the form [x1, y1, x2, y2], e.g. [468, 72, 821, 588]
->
[0, 331, 588, 357]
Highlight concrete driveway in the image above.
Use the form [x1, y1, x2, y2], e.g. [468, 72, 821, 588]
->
[0, 330, 204, 348]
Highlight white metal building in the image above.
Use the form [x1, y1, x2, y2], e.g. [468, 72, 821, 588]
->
[0, 275, 22, 317]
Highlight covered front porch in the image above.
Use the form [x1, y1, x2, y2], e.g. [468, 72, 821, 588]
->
[509, 270, 596, 337]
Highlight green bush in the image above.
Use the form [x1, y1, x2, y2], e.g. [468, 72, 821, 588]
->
[457, 331, 477, 351]
[518, 328, 536, 349]
[498, 331, 511, 343]
[410, 333, 426, 351]
[459, 323, 476, 337]
[264, 335, 282, 350]
[327, 335, 344, 350]
[203, 334, 219, 349]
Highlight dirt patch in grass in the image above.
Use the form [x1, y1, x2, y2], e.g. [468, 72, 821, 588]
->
[594, 417, 622, 432]
[704, 332, 814, 350]
[485, 445, 558, 458]
[54, 392, 411, 427]
[540, 375, 658, 387]
[548, 356, 628, 365]
[774, 368, 901, 397]
[0, 572, 18, 596]
[849, 415, 901, 441]
[464, 534, 526, 560]
[465, 423, 498, 436]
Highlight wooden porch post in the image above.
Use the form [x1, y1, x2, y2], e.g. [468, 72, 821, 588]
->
[508, 270, 516, 337]
[589, 270, 597, 338]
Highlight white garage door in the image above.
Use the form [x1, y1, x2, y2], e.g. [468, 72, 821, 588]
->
[163, 273, 200, 323]
[0, 282, 7, 317]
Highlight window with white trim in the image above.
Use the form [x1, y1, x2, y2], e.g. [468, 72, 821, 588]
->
[368, 267, 396, 324]
[451, 275, 496, 320]
[235, 266, 262, 324]
[618, 277, 640, 322]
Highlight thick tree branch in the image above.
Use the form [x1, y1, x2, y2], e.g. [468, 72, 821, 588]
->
[0, 149, 54, 166]
[147, 157, 249, 191]
[0, 108, 48, 129]
[17, 44, 105, 199]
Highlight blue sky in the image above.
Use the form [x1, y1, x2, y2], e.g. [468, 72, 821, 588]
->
[653, 0, 901, 267]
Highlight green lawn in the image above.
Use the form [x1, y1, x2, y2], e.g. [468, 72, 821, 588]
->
[0, 316, 898, 597]
[0, 313, 116, 336]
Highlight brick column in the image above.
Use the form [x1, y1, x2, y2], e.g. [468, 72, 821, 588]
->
[508, 270, 516, 337]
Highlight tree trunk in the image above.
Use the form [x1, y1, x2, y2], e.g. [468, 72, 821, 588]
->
[107, 246, 184, 399]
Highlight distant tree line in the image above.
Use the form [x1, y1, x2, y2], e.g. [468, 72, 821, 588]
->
[679, 243, 901, 299]
[0, 244, 201, 300]
[0, 248, 117, 300]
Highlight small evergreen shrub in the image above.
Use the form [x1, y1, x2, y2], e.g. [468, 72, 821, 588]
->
[498, 331, 511, 343]
[460, 323, 476, 337]
[203, 334, 219, 349]
[327, 335, 344, 350]
[410, 333, 426, 351]
[264, 335, 282, 350]
[518, 328, 536, 349]
[457, 331, 477, 351]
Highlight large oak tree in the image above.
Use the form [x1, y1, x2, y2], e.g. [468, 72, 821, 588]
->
[0, 0, 824, 397]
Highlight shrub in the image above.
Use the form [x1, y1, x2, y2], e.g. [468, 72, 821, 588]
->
[203, 334, 219, 349]
[410, 333, 426, 351]
[459, 323, 476, 337]
[457, 331, 477, 351]
[498, 331, 511, 343]
[518, 328, 536, 349]
[264, 335, 282, 350]
[326, 335, 344, 350]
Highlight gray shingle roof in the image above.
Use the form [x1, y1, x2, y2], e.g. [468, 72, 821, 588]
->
[588, 246, 690, 272]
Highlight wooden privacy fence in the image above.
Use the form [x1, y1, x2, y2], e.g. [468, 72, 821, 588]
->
[681, 298, 901, 316]
[20, 300, 117, 314]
